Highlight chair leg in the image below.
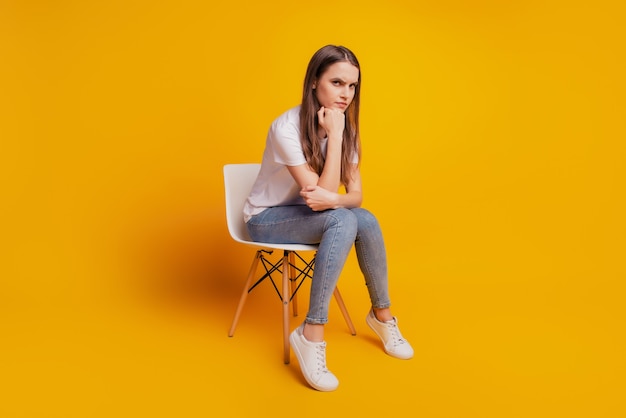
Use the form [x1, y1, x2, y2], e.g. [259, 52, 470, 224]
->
[333, 287, 357, 336]
[282, 252, 291, 364]
[288, 252, 298, 317]
[229, 250, 354, 363]
[228, 251, 261, 337]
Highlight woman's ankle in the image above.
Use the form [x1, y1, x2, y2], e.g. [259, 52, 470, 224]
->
[303, 322, 325, 342]
[373, 307, 393, 322]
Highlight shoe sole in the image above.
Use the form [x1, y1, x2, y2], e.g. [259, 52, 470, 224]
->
[289, 332, 338, 392]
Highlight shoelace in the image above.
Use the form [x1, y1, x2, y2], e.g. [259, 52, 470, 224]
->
[314, 342, 330, 373]
[385, 321, 407, 347]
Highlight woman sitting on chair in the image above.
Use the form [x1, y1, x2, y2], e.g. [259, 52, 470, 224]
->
[243, 45, 413, 392]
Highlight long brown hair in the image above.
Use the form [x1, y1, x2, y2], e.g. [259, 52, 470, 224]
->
[299, 45, 361, 186]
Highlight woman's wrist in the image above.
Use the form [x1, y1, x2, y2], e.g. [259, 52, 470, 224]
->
[332, 192, 341, 209]
[326, 132, 343, 144]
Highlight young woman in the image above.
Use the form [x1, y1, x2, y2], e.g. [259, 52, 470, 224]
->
[243, 45, 413, 391]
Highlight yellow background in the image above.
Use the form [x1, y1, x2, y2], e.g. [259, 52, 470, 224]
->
[1, 1, 624, 417]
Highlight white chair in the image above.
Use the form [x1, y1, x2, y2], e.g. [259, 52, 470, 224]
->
[224, 163, 356, 364]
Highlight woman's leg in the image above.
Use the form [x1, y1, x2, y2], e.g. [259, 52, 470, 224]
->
[350, 208, 392, 311]
[247, 206, 358, 332]
[248, 205, 355, 391]
[350, 208, 414, 359]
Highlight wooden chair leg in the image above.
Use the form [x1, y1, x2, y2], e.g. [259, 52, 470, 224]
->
[282, 252, 291, 364]
[333, 287, 357, 335]
[228, 252, 261, 337]
[288, 252, 298, 317]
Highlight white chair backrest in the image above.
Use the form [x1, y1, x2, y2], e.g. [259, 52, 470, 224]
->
[223, 163, 261, 244]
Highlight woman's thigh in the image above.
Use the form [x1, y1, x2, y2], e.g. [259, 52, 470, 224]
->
[246, 205, 328, 244]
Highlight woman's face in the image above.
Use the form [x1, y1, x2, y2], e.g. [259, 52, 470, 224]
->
[313, 61, 359, 113]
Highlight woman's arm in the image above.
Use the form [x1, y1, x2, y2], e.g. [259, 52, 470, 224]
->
[286, 106, 345, 190]
[287, 107, 361, 211]
[291, 106, 343, 192]
[294, 163, 362, 211]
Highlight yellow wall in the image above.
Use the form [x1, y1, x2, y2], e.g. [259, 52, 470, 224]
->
[1, 1, 624, 417]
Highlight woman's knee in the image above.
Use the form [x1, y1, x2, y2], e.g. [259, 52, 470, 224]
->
[325, 208, 358, 237]
[351, 208, 380, 230]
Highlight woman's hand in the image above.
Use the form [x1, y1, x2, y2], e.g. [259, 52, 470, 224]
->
[317, 106, 345, 141]
[300, 185, 339, 211]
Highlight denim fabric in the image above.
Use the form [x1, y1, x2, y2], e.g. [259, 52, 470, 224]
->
[246, 205, 391, 324]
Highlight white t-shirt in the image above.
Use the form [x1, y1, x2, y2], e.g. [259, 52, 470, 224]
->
[243, 106, 310, 222]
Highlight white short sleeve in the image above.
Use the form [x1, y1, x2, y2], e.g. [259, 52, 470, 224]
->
[268, 111, 307, 166]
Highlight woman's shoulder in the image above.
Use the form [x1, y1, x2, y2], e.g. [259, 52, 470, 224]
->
[273, 105, 300, 124]
[270, 105, 301, 135]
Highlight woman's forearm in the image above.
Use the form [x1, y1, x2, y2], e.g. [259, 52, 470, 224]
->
[336, 190, 362, 209]
[317, 135, 343, 191]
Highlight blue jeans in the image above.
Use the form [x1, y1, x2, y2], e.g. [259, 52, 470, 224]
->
[246, 205, 391, 325]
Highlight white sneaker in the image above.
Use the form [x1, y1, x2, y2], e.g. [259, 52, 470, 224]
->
[289, 323, 339, 391]
[366, 309, 414, 360]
